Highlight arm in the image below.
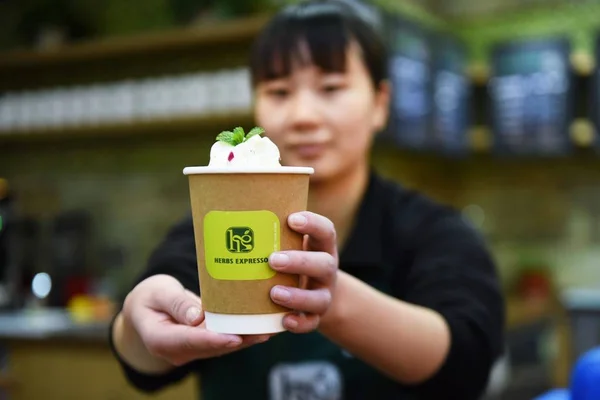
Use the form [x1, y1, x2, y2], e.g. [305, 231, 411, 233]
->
[319, 271, 450, 384]
[270, 210, 504, 399]
[321, 211, 505, 398]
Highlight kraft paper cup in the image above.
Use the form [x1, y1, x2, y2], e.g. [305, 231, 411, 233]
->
[183, 166, 314, 334]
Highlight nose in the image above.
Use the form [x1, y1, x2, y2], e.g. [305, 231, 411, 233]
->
[288, 89, 321, 131]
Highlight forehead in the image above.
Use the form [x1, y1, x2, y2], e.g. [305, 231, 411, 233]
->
[251, 16, 353, 83]
[262, 40, 366, 82]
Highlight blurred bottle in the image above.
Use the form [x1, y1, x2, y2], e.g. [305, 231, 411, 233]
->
[0, 179, 11, 308]
[13, 217, 42, 309]
[48, 210, 92, 307]
[0, 180, 41, 310]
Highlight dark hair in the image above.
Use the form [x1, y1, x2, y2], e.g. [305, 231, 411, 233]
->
[249, 0, 388, 88]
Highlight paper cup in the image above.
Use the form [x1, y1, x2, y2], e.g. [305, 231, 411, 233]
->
[183, 166, 314, 334]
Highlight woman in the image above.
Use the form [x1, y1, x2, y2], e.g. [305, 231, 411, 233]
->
[110, 1, 504, 399]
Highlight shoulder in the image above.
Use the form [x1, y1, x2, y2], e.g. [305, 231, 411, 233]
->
[164, 214, 195, 239]
[375, 173, 452, 216]
[374, 174, 487, 253]
[376, 174, 467, 233]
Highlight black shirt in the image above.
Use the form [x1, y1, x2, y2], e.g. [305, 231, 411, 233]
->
[110, 172, 505, 400]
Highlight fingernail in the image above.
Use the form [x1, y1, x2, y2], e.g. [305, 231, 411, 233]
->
[226, 337, 243, 348]
[285, 317, 298, 329]
[186, 307, 201, 324]
[270, 253, 289, 268]
[289, 214, 307, 227]
[272, 287, 291, 302]
[251, 335, 270, 344]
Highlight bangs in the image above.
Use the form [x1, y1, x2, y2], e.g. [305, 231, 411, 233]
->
[250, 7, 351, 85]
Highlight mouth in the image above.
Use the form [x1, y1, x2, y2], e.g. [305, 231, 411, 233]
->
[289, 143, 328, 159]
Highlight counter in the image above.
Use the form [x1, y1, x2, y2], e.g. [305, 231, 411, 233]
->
[0, 297, 576, 399]
[0, 308, 109, 342]
[0, 308, 198, 400]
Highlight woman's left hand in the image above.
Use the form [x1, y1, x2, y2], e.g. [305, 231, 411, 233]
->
[269, 211, 339, 333]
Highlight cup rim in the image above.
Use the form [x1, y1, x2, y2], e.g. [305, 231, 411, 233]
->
[183, 166, 314, 175]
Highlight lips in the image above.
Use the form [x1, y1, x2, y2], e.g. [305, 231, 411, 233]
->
[290, 143, 327, 159]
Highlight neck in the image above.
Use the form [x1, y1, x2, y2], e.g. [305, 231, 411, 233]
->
[307, 164, 370, 249]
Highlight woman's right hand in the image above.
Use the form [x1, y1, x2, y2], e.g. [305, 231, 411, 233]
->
[112, 274, 270, 374]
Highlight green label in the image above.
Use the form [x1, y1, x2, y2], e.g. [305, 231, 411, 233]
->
[204, 210, 279, 280]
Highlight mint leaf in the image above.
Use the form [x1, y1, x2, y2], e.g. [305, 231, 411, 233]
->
[232, 126, 245, 145]
[244, 126, 265, 141]
[216, 130, 235, 145]
[216, 126, 266, 146]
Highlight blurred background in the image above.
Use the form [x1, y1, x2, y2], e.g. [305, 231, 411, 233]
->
[1, 0, 600, 399]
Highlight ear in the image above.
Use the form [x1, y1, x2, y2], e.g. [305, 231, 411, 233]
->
[372, 80, 391, 133]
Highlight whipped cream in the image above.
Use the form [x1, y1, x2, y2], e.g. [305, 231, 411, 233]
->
[208, 134, 281, 168]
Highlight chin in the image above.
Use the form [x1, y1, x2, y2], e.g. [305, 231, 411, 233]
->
[308, 172, 326, 184]
[282, 156, 340, 183]
[308, 166, 341, 184]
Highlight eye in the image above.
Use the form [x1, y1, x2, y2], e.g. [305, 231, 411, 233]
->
[260, 81, 290, 99]
[321, 84, 343, 94]
[266, 88, 289, 98]
[320, 76, 347, 94]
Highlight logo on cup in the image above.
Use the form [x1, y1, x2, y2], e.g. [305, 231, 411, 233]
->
[226, 227, 254, 253]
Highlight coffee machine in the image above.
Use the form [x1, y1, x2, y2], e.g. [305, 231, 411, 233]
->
[0, 179, 42, 310]
[0, 178, 11, 308]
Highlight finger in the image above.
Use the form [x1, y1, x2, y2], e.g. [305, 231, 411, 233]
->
[184, 288, 201, 299]
[240, 334, 272, 346]
[207, 333, 272, 357]
[201, 334, 271, 359]
[143, 319, 275, 365]
[151, 285, 203, 326]
[142, 321, 244, 365]
[271, 286, 332, 315]
[288, 212, 337, 255]
[184, 290, 205, 326]
[283, 313, 320, 334]
[269, 250, 337, 284]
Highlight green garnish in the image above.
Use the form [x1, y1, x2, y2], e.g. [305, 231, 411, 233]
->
[216, 126, 265, 146]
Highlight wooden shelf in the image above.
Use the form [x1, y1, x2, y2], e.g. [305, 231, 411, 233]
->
[2, 116, 591, 151]
[0, 14, 270, 91]
[0, 15, 261, 144]
[466, 119, 598, 154]
[0, 14, 269, 72]
[0, 112, 254, 146]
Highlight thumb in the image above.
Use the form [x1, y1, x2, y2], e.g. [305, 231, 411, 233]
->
[153, 285, 203, 326]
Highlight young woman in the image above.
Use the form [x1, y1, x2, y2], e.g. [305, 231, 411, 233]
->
[110, 1, 504, 399]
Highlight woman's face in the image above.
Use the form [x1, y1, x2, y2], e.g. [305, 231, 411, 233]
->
[254, 43, 389, 183]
